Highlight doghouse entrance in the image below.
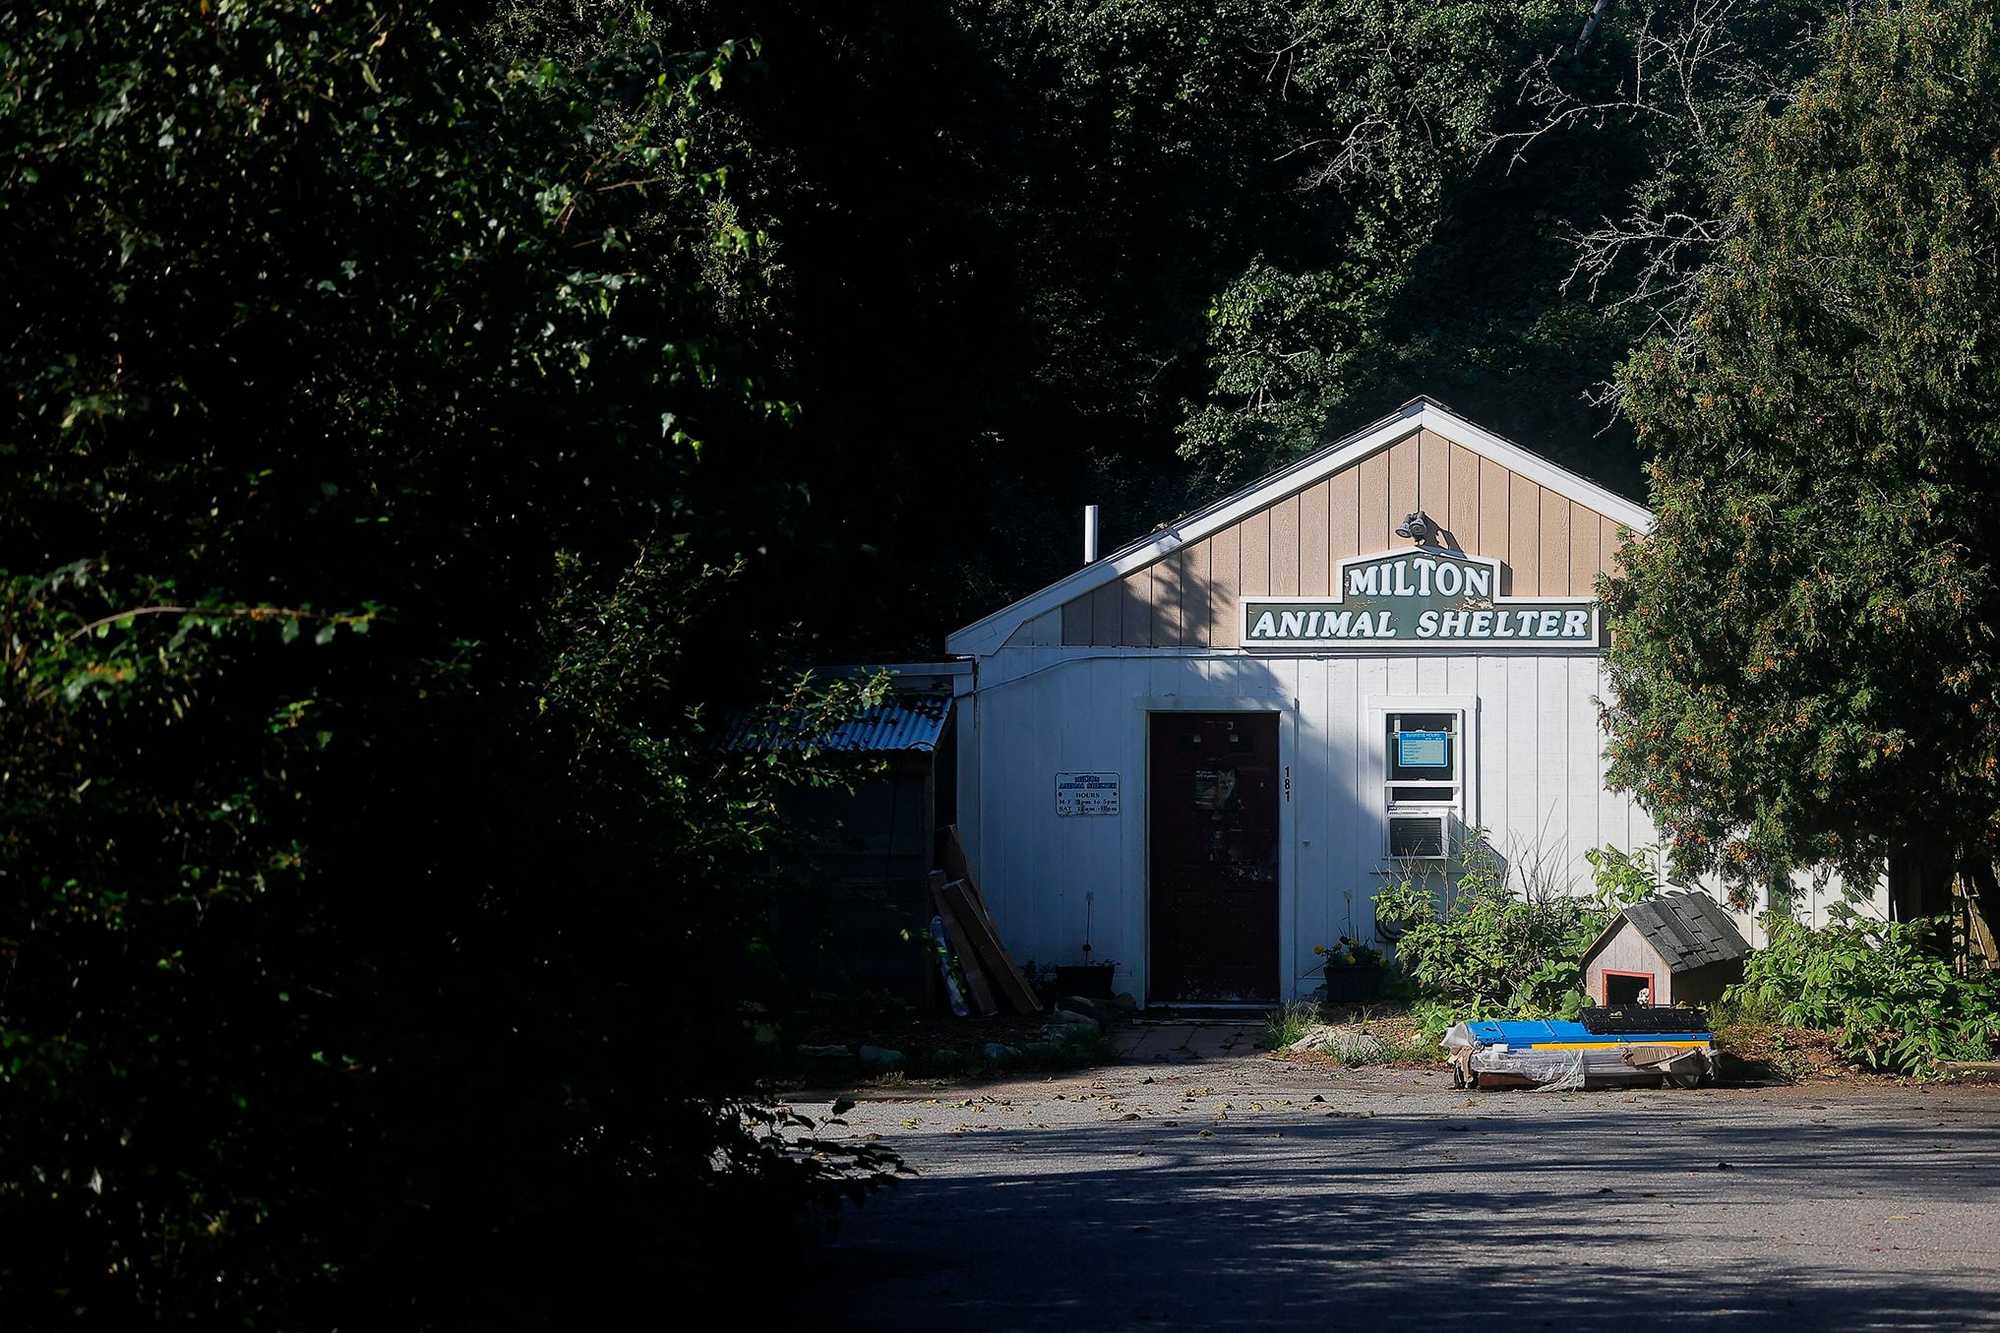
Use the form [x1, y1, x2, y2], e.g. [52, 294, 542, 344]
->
[1603, 970, 1654, 1005]
[1148, 712, 1279, 1003]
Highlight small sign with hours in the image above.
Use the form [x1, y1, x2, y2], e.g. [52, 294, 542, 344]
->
[1055, 771, 1121, 817]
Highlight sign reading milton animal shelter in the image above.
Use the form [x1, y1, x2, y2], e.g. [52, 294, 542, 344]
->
[1241, 549, 1602, 649]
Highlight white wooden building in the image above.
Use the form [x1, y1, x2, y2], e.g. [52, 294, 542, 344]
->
[942, 398, 1872, 1006]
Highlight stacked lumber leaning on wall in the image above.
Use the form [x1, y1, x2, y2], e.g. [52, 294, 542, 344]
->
[929, 827, 1042, 1016]
[929, 870, 997, 1017]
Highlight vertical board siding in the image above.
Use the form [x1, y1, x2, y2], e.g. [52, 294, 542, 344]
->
[1209, 523, 1241, 648]
[1569, 656, 1605, 866]
[1588, 932, 1669, 1004]
[1061, 595, 1090, 644]
[963, 643, 1653, 1003]
[1418, 429, 1451, 521]
[1299, 480, 1329, 596]
[1357, 449, 1391, 554]
[1240, 507, 1271, 600]
[1539, 489, 1570, 605]
[1331, 657, 1365, 940]
[1448, 444, 1481, 551]
[1329, 466, 1360, 565]
[1570, 501, 1601, 600]
[1476, 656, 1507, 845]
[1535, 657, 1573, 886]
[1155, 553, 1184, 647]
[1351, 656, 1387, 935]
[1509, 472, 1541, 596]
[1479, 457, 1511, 590]
[1388, 435, 1420, 528]
[1002, 607, 1062, 648]
[1141, 564, 1165, 648]
[1504, 657, 1540, 858]
[1090, 579, 1122, 647]
[1183, 538, 1212, 650]
[1055, 430, 1631, 645]
[1269, 494, 1300, 596]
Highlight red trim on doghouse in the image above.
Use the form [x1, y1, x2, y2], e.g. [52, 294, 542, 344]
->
[1601, 969, 1655, 1004]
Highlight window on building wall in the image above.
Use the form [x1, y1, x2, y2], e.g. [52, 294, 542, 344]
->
[1385, 711, 1460, 860]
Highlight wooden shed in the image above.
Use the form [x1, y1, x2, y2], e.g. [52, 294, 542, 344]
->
[758, 663, 971, 997]
[1579, 894, 1751, 1007]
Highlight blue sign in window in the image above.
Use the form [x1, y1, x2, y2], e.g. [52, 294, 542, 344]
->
[1397, 730, 1451, 769]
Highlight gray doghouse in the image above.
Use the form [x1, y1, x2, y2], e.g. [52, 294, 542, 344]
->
[1579, 893, 1750, 1007]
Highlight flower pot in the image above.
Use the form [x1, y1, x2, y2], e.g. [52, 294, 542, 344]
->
[1320, 964, 1384, 1004]
[1053, 963, 1116, 1000]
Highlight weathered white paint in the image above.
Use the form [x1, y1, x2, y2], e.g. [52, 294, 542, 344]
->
[953, 644, 1889, 1003]
[964, 646, 1601, 1002]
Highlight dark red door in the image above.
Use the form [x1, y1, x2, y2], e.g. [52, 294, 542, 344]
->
[1148, 712, 1280, 1002]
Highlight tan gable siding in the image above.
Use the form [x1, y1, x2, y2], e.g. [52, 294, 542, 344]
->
[1209, 523, 1240, 647]
[1057, 427, 1636, 648]
[1299, 479, 1329, 596]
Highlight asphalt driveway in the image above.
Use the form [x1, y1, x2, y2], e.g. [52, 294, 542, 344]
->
[789, 1024, 2000, 1330]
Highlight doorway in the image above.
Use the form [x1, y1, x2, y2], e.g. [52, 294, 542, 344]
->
[1148, 712, 1280, 1003]
[1603, 970, 1654, 1005]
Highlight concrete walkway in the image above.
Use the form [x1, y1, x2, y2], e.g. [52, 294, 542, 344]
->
[1110, 1020, 1263, 1063]
[787, 1026, 2000, 1330]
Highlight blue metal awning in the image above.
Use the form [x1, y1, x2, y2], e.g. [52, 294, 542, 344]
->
[732, 692, 951, 754]
[814, 694, 951, 753]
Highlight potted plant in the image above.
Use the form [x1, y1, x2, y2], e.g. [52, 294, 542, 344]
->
[1052, 962, 1117, 999]
[1313, 937, 1385, 1003]
[1053, 890, 1117, 999]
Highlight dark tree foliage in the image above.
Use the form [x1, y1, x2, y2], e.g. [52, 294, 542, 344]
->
[627, 0, 1682, 650]
[1, 4, 891, 1325]
[1, 0, 1919, 1323]
[1602, 0, 2000, 922]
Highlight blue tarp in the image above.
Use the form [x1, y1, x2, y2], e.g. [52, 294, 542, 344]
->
[1460, 1019, 1713, 1046]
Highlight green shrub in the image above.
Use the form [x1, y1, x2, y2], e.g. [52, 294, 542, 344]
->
[1375, 835, 1655, 1023]
[1726, 912, 2000, 1076]
[1410, 998, 1471, 1043]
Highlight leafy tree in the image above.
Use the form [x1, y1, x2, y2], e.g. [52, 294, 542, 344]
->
[488, 2, 1681, 631]
[1, 3, 889, 1324]
[1132, 0, 1660, 491]
[1600, 0, 2000, 942]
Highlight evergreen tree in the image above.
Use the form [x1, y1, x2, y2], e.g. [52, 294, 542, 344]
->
[1603, 0, 2000, 940]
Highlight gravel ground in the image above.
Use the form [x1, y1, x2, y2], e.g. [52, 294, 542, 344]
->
[783, 1025, 2000, 1330]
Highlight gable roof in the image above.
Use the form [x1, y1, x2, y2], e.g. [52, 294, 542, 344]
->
[1582, 893, 1752, 975]
[945, 396, 1655, 658]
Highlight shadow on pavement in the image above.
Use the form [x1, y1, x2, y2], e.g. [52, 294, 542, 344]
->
[791, 1103, 2000, 1330]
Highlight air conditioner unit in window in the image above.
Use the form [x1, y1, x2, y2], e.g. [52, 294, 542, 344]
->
[1388, 811, 1449, 860]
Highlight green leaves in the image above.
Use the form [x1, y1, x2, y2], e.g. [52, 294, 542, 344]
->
[1375, 832, 1615, 1017]
[1726, 915, 2000, 1075]
[1604, 0, 2000, 905]
[0, 5, 876, 1324]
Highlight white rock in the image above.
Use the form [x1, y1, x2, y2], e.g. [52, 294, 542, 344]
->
[1287, 1024, 1387, 1062]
